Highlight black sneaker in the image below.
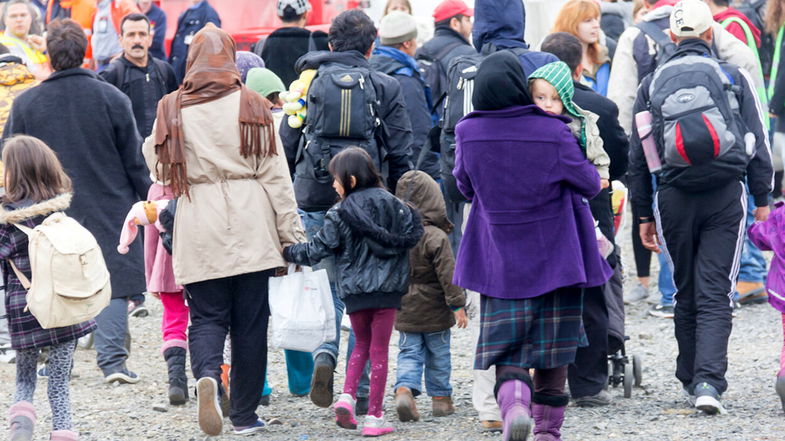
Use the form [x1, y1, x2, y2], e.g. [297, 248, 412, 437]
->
[694, 382, 725, 415]
[649, 303, 675, 319]
[310, 353, 335, 408]
[128, 300, 149, 318]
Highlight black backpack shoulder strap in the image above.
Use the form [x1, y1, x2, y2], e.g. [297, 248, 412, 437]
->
[636, 21, 672, 49]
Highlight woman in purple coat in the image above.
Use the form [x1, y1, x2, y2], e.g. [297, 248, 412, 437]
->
[452, 50, 612, 441]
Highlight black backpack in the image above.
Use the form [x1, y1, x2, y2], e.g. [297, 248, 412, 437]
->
[648, 51, 753, 190]
[438, 47, 530, 204]
[293, 63, 384, 209]
[416, 41, 465, 113]
[635, 20, 677, 78]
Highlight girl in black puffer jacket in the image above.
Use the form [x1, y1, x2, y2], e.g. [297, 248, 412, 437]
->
[284, 147, 423, 437]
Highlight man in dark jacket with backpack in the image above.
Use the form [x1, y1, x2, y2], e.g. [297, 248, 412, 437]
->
[370, 12, 439, 180]
[630, 0, 773, 415]
[101, 13, 178, 140]
[279, 9, 413, 411]
[415, 0, 475, 114]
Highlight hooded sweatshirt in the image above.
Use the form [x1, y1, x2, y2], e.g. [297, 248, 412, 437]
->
[714, 7, 761, 48]
[470, 0, 556, 75]
[395, 171, 465, 333]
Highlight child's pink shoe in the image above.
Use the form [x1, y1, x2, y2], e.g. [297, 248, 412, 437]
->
[334, 393, 358, 430]
[361, 413, 394, 437]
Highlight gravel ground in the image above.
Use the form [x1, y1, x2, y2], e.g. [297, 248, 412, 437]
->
[3, 223, 785, 440]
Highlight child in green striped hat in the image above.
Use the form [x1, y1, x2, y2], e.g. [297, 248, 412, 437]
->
[529, 61, 610, 189]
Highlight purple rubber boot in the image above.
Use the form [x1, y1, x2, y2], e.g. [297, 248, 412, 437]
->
[532, 402, 566, 441]
[496, 379, 532, 441]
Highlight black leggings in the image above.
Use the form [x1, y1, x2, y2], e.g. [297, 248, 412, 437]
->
[631, 197, 652, 278]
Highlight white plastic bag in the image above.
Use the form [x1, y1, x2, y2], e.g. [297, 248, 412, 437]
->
[268, 265, 335, 352]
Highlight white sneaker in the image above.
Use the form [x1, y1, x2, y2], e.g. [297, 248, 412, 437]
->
[197, 377, 223, 436]
[362, 413, 394, 437]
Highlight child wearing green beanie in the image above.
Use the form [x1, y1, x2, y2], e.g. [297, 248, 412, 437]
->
[529, 61, 610, 189]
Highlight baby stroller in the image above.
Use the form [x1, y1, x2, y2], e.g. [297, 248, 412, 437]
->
[606, 182, 643, 398]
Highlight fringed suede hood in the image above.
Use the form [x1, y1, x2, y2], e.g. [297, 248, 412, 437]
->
[0, 193, 72, 224]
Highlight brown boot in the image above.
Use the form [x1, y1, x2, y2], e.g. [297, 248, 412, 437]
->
[432, 396, 455, 417]
[395, 387, 420, 422]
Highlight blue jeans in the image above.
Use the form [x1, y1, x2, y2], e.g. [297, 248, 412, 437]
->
[263, 350, 314, 396]
[394, 330, 453, 397]
[652, 177, 677, 306]
[300, 209, 369, 398]
[738, 190, 767, 283]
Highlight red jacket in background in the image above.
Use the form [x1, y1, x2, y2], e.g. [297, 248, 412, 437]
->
[714, 7, 761, 47]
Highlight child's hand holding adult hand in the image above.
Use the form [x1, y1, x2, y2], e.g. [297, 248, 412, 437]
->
[454, 308, 468, 329]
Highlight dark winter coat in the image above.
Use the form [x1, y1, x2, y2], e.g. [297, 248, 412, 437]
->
[394, 171, 465, 333]
[145, 3, 168, 61]
[257, 26, 313, 89]
[279, 50, 414, 211]
[100, 56, 178, 138]
[415, 26, 476, 109]
[4, 68, 151, 299]
[0, 193, 96, 350]
[572, 81, 628, 182]
[168, 0, 221, 83]
[370, 46, 440, 180]
[770, 32, 785, 133]
[284, 187, 423, 314]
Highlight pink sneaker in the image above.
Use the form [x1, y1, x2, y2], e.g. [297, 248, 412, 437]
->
[334, 393, 358, 430]
[361, 413, 394, 437]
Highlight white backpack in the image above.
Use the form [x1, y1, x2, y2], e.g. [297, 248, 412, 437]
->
[10, 212, 111, 329]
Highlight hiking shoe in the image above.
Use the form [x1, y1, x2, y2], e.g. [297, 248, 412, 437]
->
[394, 387, 420, 422]
[694, 382, 725, 415]
[104, 367, 140, 384]
[127, 300, 149, 318]
[648, 303, 675, 319]
[196, 377, 223, 436]
[480, 420, 503, 432]
[356, 396, 369, 416]
[431, 396, 455, 417]
[361, 413, 394, 437]
[310, 353, 335, 408]
[736, 282, 767, 305]
[624, 283, 648, 305]
[232, 419, 265, 435]
[573, 390, 612, 407]
[334, 393, 358, 430]
[776, 376, 785, 413]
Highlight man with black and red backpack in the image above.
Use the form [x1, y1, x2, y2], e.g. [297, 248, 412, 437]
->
[630, 0, 773, 415]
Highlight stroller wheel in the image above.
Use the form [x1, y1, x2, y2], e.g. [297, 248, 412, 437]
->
[633, 355, 643, 387]
[623, 361, 634, 398]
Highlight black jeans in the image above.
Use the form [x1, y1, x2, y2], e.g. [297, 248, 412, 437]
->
[657, 181, 746, 394]
[567, 286, 609, 398]
[186, 269, 274, 427]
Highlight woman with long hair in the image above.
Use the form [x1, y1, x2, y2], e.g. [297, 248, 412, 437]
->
[552, 0, 611, 96]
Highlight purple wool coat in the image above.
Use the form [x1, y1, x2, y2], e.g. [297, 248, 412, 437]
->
[748, 202, 785, 313]
[452, 105, 612, 300]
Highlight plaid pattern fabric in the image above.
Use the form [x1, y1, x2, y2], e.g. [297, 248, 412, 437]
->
[1, 219, 95, 350]
[474, 288, 586, 370]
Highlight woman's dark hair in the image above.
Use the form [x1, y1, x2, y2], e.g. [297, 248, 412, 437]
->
[2, 135, 72, 203]
[328, 10, 377, 54]
[541, 32, 583, 74]
[280, 5, 306, 23]
[328, 147, 384, 199]
[46, 19, 87, 71]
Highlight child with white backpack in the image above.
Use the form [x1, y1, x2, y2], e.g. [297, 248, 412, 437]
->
[3, 135, 102, 441]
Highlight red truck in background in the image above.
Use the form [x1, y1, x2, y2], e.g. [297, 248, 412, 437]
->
[156, 0, 351, 52]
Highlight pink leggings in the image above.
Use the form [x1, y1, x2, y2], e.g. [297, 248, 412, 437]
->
[343, 308, 396, 417]
[160, 291, 189, 351]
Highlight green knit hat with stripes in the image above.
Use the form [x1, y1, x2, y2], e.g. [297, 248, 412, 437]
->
[529, 61, 586, 149]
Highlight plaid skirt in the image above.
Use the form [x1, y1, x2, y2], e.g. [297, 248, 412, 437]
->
[474, 287, 586, 370]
